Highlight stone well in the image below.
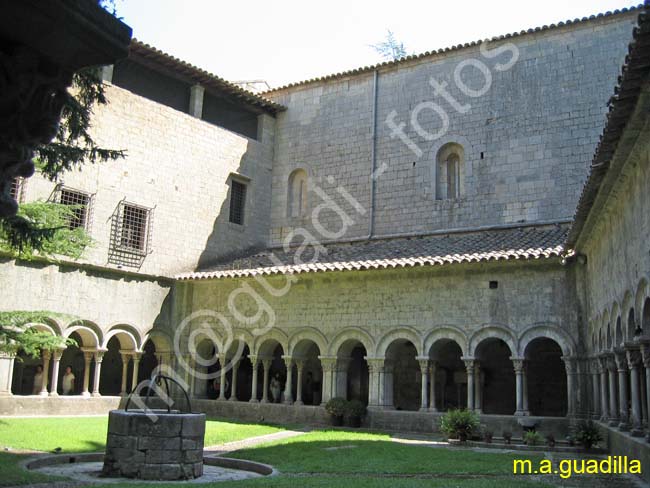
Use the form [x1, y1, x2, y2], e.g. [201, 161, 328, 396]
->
[102, 409, 206, 480]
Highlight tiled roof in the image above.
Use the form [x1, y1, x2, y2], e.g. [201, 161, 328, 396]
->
[129, 39, 285, 114]
[566, 1, 650, 248]
[177, 224, 568, 281]
[263, 5, 642, 94]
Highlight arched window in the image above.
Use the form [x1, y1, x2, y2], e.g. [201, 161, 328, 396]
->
[436, 143, 464, 200]
[287, 169, 308, 218]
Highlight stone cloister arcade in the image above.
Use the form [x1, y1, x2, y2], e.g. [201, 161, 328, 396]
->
[6, 320, 172, 398]
[588, 278, 650, 437]
[2, 318, 584, 422]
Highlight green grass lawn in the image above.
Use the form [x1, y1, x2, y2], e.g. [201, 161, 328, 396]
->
[0, 416, 284, 453]
[229, 430, 543, 475]
[0, 417, 557, 488]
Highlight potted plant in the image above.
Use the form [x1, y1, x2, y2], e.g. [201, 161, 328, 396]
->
[345, 400, 366, 428]
[325, 397, 347, 426]
[545, 434, 555, 448]
[502, 431, 512, 445]
[440, 409, 480, 443]
[523, 430, 543, 446]
[574, 420, 603, 450]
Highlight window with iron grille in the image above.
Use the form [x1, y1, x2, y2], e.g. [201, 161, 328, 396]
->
[229, 180, 246, 225]
[108, 201, 154, 268]
[119, 204, 149, 252]
[58, 188, 91, 230]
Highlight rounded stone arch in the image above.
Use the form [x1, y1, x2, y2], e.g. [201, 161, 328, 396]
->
[423, 326, 468, 357]
[375, 327, 423, 358]
[103, 324, 142, 352]
[143, 329, 173, 354]
[328, 327, 375, 357]
[468, 325, 517, 357]
[226, 329, 255, 354]
[288, 327, 327, 357]
[518, 324, 576, 357]
[64, 320, 102, 348]
[253, 329, 288, 357]
[26, 316, 63, 337]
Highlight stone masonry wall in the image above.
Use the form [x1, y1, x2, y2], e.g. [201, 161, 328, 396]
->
[176, 258, 580, 358]
[0, 259, 172, 346]
[265, 12, 636, 246]
[580, 88, 650, 350]
[18, 83, 275, 276]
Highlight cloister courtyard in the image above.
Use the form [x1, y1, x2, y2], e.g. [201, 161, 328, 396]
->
[0, 415, 644, 488]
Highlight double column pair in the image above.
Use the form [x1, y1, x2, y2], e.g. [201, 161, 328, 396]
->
[248, 355, 316, 404]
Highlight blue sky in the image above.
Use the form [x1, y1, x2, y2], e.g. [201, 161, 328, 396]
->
[116, 0, 640, 88]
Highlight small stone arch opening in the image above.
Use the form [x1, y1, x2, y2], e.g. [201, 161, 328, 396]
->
[436, 142, 464, 200]
[257, 340, 286, 403]
[475, 338, 515, 415]
[429, 339, 466, 411]
[100, 336, 127, 396]
[524, 337, 567, 416]
[615, 316, 623, 347]
[287, 168, 308, 218]
[138, 339, 159, 387]
[59, 331, 87, 395]
[385, 339, 420, 411]
[291, 339, 322, 405]
[336, 339, 368, 405]
[225, 341, 253, 402]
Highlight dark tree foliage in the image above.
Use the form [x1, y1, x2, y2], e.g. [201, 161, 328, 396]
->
[36, 67, 125, 181]
[1, 57, 125, 354]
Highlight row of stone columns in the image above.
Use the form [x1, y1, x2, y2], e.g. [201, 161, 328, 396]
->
[194, 354, 324, 405]
[4, 348, 147, 397]
[592, 342, 650, 438]
[366, 355, 576, 416]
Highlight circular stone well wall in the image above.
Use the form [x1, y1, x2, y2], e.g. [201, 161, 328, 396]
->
[102, 409, 206, 480]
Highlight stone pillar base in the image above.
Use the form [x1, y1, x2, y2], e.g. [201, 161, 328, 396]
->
[249, 399, 259, 403]
[608, 420, 619, 427]
[631, 428, 644, 437]
[294, 400, 304, 406]
[429, 407, 438, 413]
[49, 392, 59, 397]
[81, 391, 91, 398]
[419, 407, 428, 413]
[91, 392, 102, 398]
[283, 399, 293, 405]
[618, 422, 630, 432]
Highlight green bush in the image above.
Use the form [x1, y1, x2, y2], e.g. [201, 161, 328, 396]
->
[574, 420, 603, 449]
[439, 409, 479, 441]
[523, 430, 543, 446]
[325, 397, 348, 417]
[345, 400, 367, 418]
